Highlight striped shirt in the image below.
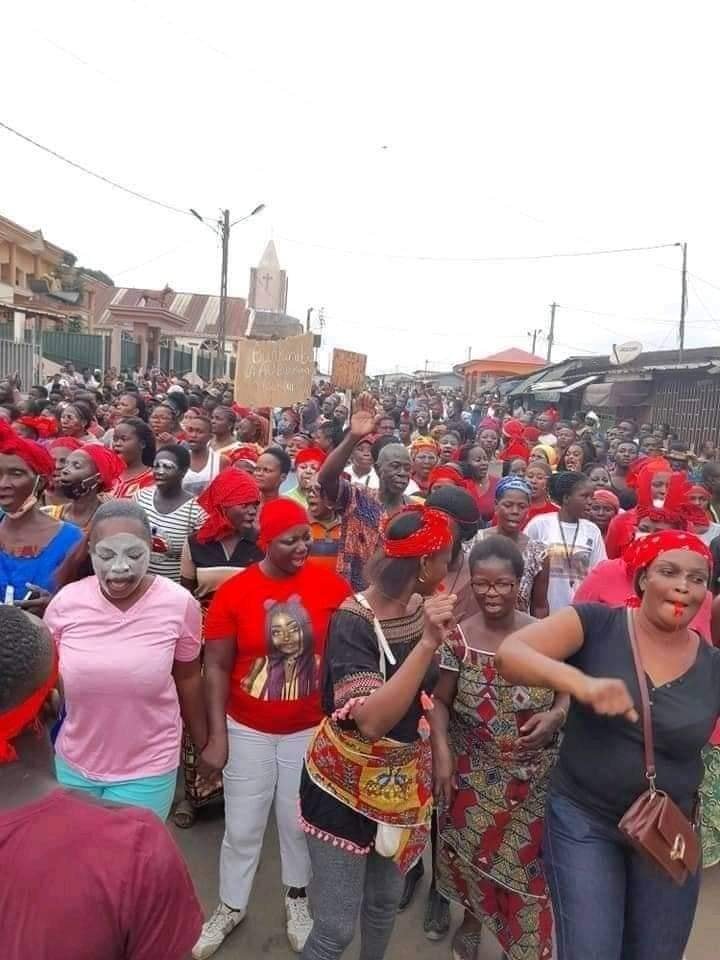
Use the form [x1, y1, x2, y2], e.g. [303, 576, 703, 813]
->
[133, 487, 207, 583]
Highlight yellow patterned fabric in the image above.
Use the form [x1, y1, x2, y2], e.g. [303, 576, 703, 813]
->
[305, 716, 432, 873]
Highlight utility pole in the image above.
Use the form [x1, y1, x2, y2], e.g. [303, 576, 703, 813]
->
[546, 303, 557, 363]
[528, 328, 542, 354]
[679, 242, 687, 363]
[216, 209, 230, 380]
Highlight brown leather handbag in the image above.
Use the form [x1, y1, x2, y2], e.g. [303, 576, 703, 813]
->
[618, 611, 700, 886]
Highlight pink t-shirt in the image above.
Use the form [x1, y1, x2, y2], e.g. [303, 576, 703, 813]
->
[45, 575, 201, 781]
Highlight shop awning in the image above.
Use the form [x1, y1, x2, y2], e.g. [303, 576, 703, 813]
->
[583, 380, 651, 408]
[558, 374, 599, 394]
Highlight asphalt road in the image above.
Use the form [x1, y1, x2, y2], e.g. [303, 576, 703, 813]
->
[173, 804, 720, 960]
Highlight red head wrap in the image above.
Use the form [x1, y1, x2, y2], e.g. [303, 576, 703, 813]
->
[625, 529, 712, 584]
[197, 469, 262, 544]
[16, 416, 58, 439]
[0, 420, 54, 478]
[228, 444, 261, 465]
[410, 438, 439, 457]
[688, 484, 710, 502]
[295, 448, 327, 468]
[381, 505, 453, 558]
[81, 444, 125, 492]
[0, 650, 59, 763]
[257, 497, 309, 550]
[626, 456, 671, 491]
[46, 437, 83, 453]
[592, 488, 620, 513]
[428, 465, 465, 489]
[479, 417, 500, 433]
[502, 418, 525, 440]
[498, 438, 531, 463]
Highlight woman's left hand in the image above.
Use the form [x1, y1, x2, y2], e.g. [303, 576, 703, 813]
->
[515, 709, 564, 758]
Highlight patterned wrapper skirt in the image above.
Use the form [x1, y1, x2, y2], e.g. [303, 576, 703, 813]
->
[700, 744, 720, 868]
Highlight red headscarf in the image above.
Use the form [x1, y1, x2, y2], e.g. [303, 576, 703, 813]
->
[16, 416, 58, 439]
[380, 504, 453, 558]
[0, 650, 59, 763]
[498, 438, 531, 463]
[0, 420, 54, 477]
[228, 444, 261, 465]
[81, 444, 125, 492]
[626, 456, 671, 491]
[592, 488, 620, 513]
[295, 448, 327, 468]
[197, 469, 262, 544]
[428, 465, 466, 489]
[625, 529, 712, 579]
[47, 437, 83, 454]
[257, 498, 309, 550]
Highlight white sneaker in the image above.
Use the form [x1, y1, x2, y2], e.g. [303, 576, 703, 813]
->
[192, 902, 246, 959]
[285, 893, 313, 953]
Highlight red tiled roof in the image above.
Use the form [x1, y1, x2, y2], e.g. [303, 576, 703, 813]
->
[481, 348, 546, 365]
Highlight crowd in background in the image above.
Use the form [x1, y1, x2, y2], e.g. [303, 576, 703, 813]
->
[3, 359, 720, 960]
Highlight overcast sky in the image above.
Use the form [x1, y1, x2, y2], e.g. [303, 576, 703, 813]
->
[4, 1, 720, 374]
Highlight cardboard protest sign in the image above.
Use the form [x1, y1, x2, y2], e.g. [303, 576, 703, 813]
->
[331, 348, 367, 392]
[234, 333, 314, 407]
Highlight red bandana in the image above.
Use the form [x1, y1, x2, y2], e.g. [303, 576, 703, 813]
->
[625, 529, 712, 577]
[257, 497, 309, 550]
[0, 420, 54, 478]
[0, 652, 59, 763]
[197, 469, 262, 544]
[381, 505, 453, 558]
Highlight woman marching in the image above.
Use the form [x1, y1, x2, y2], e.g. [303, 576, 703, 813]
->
[496, 529, 720, 960]
[110, 417, 156, 498]
[472, 476, 549, 618]
[524, 471, 606, 612]
[433, 538, 565, 960]
[299, 505, 457, 960]
[45, 500, 205, 820]
[0, 422, 83, 609]
[193, 499, 350, 958]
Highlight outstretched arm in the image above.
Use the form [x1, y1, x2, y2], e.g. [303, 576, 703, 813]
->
[318, 394, 377, 502]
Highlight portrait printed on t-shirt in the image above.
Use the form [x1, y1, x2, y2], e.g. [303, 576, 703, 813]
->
[242, 595, 320, 701]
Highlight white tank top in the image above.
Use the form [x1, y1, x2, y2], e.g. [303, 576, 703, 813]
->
[182, 447, 221, 496]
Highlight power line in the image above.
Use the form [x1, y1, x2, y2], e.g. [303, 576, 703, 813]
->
[278, 234, 680, 265]
[0, 119, 192, 217]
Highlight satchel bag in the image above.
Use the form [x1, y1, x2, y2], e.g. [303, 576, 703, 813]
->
[617, 610, 700, 886]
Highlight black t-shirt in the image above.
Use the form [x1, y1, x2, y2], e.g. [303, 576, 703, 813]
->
[188, 531, 263, 569]
[611, 481, 637, 510]
[552, 603, 720, 821]
[300, 598, 436, 848]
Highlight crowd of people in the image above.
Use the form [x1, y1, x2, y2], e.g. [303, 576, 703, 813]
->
[3, 361, 720, 960]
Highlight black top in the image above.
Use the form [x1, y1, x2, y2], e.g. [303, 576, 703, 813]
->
[552, 603, 720, 821]
[611, 481, 637, 511]
[300, 598, 436, 848]
[187, 532, 263, 569]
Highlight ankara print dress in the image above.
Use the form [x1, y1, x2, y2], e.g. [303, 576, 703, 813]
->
[436, 629, 558, 960]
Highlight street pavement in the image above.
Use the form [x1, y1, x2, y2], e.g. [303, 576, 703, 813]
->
[173, 805, 720, 959]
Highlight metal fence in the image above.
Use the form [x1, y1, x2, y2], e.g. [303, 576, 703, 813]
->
[0, 339, 36, 391]
[651, 374, 720, 448]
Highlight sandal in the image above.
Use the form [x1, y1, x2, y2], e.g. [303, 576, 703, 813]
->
[171, 799, 196, 829]
[451, 924, 482, 960]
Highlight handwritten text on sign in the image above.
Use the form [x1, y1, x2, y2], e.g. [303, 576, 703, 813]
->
[234, 333, 314, 407]
[331, 348, 367, 392]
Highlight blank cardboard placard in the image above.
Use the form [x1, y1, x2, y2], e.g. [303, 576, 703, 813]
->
[234, 333, 314, 407]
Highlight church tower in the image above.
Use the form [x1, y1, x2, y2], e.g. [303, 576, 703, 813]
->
[248, 239, 288, 313]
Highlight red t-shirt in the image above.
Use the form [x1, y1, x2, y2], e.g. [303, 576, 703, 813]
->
[205, 560, 351, 734]
[1, 789, 202, 960]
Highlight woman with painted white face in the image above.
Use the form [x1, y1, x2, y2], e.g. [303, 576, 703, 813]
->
[44, 500, 205, 820]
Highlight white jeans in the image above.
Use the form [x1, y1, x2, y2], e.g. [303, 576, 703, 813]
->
[220, 717, 314, 910]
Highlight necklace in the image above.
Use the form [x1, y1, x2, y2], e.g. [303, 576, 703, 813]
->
[558, 516, 580, 588]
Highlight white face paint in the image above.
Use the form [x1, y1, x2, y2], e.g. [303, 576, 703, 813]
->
[91, 532, 151, 599]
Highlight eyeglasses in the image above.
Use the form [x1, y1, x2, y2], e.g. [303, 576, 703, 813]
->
[472, 579, 516, 596]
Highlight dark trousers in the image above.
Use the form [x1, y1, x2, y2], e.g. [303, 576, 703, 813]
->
[543, 792, 701, 960]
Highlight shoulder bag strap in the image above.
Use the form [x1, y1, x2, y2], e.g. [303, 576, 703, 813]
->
[626, 609, 657, 791]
